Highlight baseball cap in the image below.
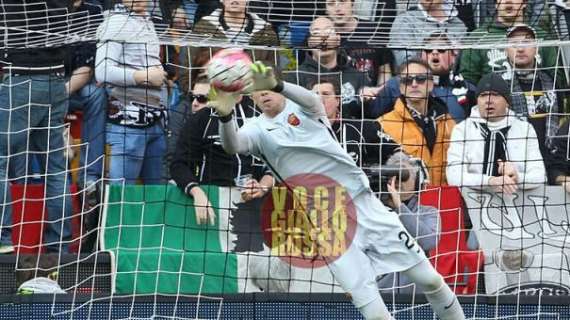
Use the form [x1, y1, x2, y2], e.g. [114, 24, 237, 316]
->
[507, 24, 537, 39]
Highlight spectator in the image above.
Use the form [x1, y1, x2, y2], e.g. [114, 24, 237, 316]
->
[180, 0, 279, 98]
[96, 0, 168, 184]
[446, 72, 546, 192]
[501, 24, 562, 152]
[376, 152, 440, 293]
[372, 32, 476, 122]
[285, 17, 374, 119]
[395, 0, 476, 31]
[192, 0, 279, 47]
[389, 0, 467, 67]
[310, 77, 401, 167]
[0, 1, 73, 254]
[67, 0, 107, 195]
[377, 59, 456, 186]
[547, 120, 570, 190]
[459, 0, 562, 85]
[165, 75, 211, 179]
[477, 0, 550, 29]
[170, 76, 271, 250]
[325, 0, 394, 86]
[551, 1, 570, 73]
[353, 0, 397, 28]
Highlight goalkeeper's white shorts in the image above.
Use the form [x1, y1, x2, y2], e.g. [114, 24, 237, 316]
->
[328, 190, 427, 308]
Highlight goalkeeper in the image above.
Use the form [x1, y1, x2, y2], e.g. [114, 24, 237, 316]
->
[212, 58, 465, 320]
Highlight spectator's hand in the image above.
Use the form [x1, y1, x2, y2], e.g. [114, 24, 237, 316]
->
[190, 187, 216, 225]
[135, 66, 167, 88]
[208, 87, 239, 117]
[360, 86, 381, 101]
[489, 175, 518, 195]
[498, 160, 519, 183]
[387, 177, 402, 208]
[241, 179, 269, 202]
[243, 61, 279, 93]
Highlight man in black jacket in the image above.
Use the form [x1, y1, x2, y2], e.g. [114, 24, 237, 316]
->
[284, 17, 376, 119]
[0, 1, 74, 253]
[169, 78, 273, 252]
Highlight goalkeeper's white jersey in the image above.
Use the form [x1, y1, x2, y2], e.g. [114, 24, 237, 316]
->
[240, 100, 371, 198]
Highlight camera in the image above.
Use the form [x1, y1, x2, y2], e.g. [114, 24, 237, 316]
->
[363, 164, 411, 203]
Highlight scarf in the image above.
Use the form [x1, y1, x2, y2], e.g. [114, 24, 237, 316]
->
[479, 123, 511, 176]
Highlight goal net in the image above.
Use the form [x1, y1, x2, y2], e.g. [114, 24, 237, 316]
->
[0, 0, 570, 319]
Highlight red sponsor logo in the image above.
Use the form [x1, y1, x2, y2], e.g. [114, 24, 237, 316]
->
[261, 173, 357, 268]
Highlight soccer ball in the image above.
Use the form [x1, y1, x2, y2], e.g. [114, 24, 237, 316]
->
[207, 49, 252, 93]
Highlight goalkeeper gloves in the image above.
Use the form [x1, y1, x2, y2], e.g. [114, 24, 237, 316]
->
[208, 87, 239, 117]
[243, 61, 282, 93]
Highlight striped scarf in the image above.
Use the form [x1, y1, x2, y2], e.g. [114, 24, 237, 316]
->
[479, 123, 511, 176]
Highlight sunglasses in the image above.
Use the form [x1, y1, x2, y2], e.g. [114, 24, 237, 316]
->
[424, 49, 447, 54]
[190, 93, 208, 104]
[400, 75, 432, 85]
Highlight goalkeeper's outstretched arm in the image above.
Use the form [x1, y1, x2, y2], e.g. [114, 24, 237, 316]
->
[279, 81, 326, 117]
[217, 60, 326, 155]
[245, 61, 326, 117]
[218, 115, 251, 155]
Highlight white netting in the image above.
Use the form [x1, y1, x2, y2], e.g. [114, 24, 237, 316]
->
[1, 0, 570, 319]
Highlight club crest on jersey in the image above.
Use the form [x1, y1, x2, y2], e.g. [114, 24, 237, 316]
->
[287, 113, 300, 126]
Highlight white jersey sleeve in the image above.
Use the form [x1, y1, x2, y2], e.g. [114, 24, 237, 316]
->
[281, 82, 327, 118]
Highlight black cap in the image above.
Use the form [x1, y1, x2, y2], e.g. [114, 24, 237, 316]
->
[476, 73, 512, 106]
[507, 24, 537, 39]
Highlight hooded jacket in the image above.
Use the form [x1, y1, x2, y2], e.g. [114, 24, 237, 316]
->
[458, 19, 562, 85]
[377, 97, 456, 185]
[446, 106, 546, 188]
[388, 4, 467, 67]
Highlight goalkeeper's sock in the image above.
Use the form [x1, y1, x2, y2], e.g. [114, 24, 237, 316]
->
[358, 297, 395, 320]
[424, 283, 465, 320]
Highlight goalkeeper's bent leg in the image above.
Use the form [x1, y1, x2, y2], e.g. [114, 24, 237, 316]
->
[402, 259, 466, 320]
[327, 244, 394, 319]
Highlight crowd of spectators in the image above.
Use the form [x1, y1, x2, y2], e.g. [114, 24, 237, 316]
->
[0, 0, 569, 294]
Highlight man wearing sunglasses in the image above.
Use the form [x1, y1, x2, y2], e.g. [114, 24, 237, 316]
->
[166, 76, 212, 176]
[371, 33, 476, 122]
[170, 75, 273, 236]
[377, 58, 456, 186]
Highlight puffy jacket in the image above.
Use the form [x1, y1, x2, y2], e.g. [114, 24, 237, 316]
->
[446, 106, 546, 188]
[377, 97, 455, 185]
[458, 19, 563, 85]
[371, 73, 476, 122]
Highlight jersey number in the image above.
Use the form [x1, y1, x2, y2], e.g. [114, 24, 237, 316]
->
[398, 231, 421, 253]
